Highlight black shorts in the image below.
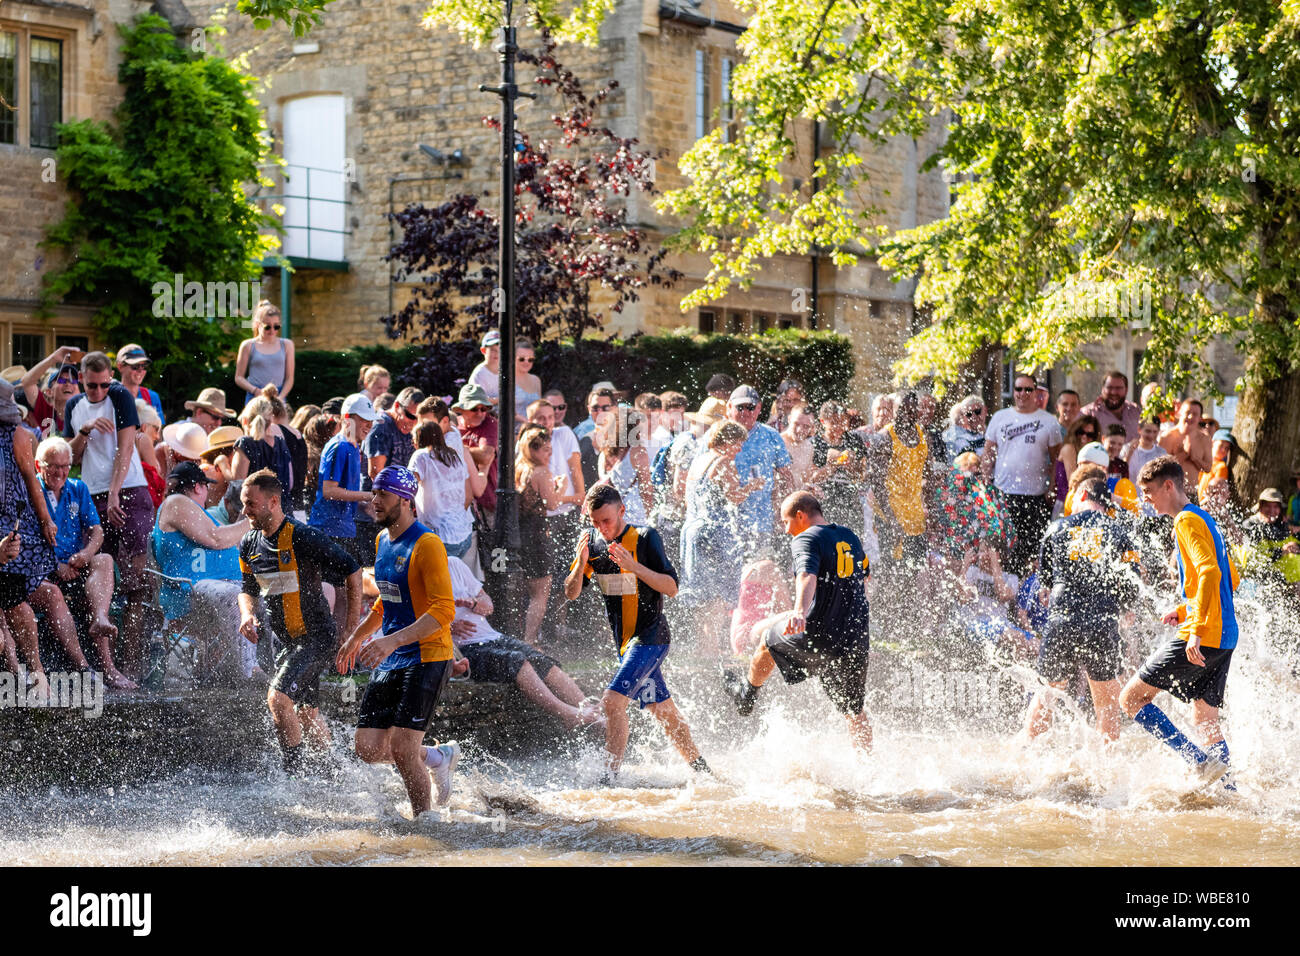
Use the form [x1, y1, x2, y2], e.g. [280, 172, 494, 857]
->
[1137, 638, 1234, 708]
[763, 623, 870, 715]
[0, 572, 34, 611]
[357, 659, 452, 733]
[1038, 619, 1122, 683]
[460, 637, 558, 684]
[270, 629, 336, 707]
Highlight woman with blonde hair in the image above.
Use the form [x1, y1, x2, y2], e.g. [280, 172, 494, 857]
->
[227, 384, 293, 512]
[357, 364, 390, 404]
[234, 301, 294, 405]
[516, 423, 564, 646]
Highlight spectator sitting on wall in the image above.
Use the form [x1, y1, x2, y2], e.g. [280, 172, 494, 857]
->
[467, 330, 502, 408]
[114, 344, 165, 427]
[234, 301, 295, 405]
[18, 345, 81, 438]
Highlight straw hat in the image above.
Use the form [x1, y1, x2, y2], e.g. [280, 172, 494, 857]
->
[1253, 487, 1286, 512]
[184, 387, 237, 419]
[685, 396, 727, 426]
[200, 425, 243, 461]
[1, 365, 27, 384]
[162, 422, 209, 461]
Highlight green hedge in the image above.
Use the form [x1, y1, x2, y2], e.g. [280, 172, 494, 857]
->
[208, 329, 854, 426]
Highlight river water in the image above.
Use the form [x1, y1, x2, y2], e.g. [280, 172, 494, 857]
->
[3, 606, 1298, 866]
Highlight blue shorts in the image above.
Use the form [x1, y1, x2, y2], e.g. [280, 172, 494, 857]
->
[607, 642, 671, 709]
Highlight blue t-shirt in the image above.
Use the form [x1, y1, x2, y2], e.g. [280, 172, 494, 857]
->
[309, 434, 362, 537]
[732, 423, 793, 534]
[360, 414, 413, 492]
[790, 523, 870, 650]
[372, 520, 455, 672]
[41, 476, 100, 563]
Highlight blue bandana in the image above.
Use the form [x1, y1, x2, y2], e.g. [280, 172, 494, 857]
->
[373, 465, 419, 501]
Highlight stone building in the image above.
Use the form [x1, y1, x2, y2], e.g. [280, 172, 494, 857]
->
[176, 0, 950, 402]
[0, 0, 198, 368]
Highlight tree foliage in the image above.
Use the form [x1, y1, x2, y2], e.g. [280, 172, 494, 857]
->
[236, 0, 334, 36]
[40, 14, 279, 407]
[383, 32, 681, 360]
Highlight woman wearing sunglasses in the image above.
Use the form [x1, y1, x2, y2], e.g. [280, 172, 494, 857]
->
[234, 300, 296, 406]
[18, 345, 82, 438]
[1055, 414, 1101, 509]
[513, 338, 543, 425]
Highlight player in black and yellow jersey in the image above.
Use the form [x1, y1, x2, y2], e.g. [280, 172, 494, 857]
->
[563, 483, 710, 782]
[724, 491, 874, 751]
[237, 469, 364, 774]
[1025, 477, 1141, 743]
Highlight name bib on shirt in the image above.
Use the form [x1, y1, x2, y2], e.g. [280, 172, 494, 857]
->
[596, 572, 638, 596]
[376, 579, 404, 603]
[255, 571, 299, 596]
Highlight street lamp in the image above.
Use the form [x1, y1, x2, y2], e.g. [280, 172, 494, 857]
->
[479, 0, 535, 630]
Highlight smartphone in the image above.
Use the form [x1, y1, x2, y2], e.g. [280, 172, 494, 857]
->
[65, 348, 85, 363]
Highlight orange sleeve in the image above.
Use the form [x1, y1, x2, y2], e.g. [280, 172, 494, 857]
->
[416, 535, 456, 630]
[1175, 512, 1222, 641]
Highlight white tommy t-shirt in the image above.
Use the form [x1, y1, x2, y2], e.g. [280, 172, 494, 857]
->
[448, 555, 500, 646]
[409, 446, 473, 546]
[467, 363, 500, 402]
[985, 407, 1062, 495]
[63, 382, 146, 495]
[547, 424, 581, 517]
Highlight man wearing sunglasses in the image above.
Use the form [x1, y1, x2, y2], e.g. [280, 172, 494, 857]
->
[727, 385, 795, 554]
[18, 345, 81, 438]
[64, 351, 155, 680]
[363, 386, 425, 481]
[982, 373, 1064, 577]
[115, 343, 165, 427]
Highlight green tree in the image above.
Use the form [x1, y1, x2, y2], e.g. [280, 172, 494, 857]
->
[425, 0, 1300, 497]
[40, 14, 279, 410]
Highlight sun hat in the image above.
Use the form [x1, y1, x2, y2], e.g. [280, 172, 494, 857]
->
[184, 387, 237, 419]
[453, 383, 493, 412]
[685, 396, 727, 425]
[162, 422, 208, 461]
[200, 425, 243, 462]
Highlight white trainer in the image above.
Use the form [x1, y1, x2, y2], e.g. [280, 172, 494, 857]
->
[430, 741, 461, 807]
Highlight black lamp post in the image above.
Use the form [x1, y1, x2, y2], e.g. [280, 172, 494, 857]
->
[479, 1, 534, 630]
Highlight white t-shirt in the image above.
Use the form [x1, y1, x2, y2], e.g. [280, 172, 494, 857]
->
[985, 408, 1062, 495]
[1125, 442, 1164, 478]
[63, 383, 146, 495]
[468, 363, 500, 401]
[448, 555, 499, 646]
[547, 424, 580, 517]
[409, 447, 474, 546]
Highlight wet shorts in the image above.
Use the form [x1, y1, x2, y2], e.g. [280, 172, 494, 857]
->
[357, 659, 452, 732]
[271, 628, 337, 707]
[0, 572, 34, 611]
[763, 620, 870, 715]
[607, 642, 671, 709]
[1038, 619, 1121, 683]
[1137, 638, 1233, 708]
[460, 636, 559, 684]
[93, 485, 154, 562]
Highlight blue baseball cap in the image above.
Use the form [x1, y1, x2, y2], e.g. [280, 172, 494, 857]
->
[373, 465, 419, 501]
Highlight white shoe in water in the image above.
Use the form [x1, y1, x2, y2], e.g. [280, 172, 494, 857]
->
[431, 741, 461, 807]
[1192, 755, 1230, 789]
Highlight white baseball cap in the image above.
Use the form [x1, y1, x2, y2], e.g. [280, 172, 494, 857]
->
[342, 392, 378, 421]
[1077, 441, 1111, 468]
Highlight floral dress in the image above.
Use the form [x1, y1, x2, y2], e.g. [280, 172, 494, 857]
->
[929, 469, 1017, 560]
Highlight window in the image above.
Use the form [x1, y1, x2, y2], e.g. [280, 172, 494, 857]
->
[778, 313, 802, 330]
[0, 32, 15, 145]
[29, 36, 61, 149]
[721, 56, 734, 141]
[1132, 349, 1145, 386]
[11, 333, 46, 370]
[698, 310, 716, 333]
[281, 94, 348, 261]
[695, 49, 709, 141]
[754, 312, 772, 333]
[0, 26, 68, 149]
[56, 334, 88, 353]
[726, 311, 742, 334]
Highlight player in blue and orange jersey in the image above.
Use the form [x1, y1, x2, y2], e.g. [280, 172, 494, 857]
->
[337, 466, 459, 815]
[1120, 455, 1239, 789]
[563, 482, 710, 782]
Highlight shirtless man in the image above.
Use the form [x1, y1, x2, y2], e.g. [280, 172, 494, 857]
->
[1158, 399, 1212, 491]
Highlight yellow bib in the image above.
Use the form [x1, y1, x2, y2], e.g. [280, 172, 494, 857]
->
[885, 424, 928, 536]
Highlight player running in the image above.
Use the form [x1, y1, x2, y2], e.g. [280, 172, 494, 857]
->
[723, 491, 873, 751]
[337, 466, 460, 816]
[563, 483, 710, 783]
[238, 469, 364, 775]
[1120, 455, 1238, 788]
[1025, 477, 1140, 743]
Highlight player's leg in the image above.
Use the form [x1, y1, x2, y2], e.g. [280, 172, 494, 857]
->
[1191, 697, 1234, 790]
[388, 726, 434, 815]
[267, 687, 304, 750]
[601, 689, 632, 773]
[646, 697, 707, 770]
[845, 712, 873, 752]
[299, 704, 332, 751]
[1119, 674, 1207, 764]
[1025, 680, 1069, 739]
[1087, 679, 1123, 742]
[353, 728, 393, 764]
